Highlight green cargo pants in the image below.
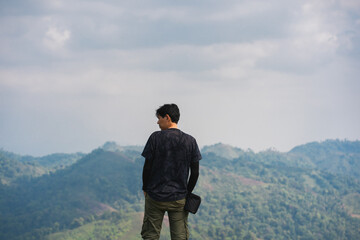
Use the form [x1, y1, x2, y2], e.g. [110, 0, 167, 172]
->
[141, 194, 189, 240]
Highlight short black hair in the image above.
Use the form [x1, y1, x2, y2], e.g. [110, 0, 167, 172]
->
[156, 104, 180, 123]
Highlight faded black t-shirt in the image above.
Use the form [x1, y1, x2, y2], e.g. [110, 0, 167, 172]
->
[142, 128, 202, 202]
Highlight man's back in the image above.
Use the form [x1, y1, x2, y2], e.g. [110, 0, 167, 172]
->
[142, 128, 201, 202]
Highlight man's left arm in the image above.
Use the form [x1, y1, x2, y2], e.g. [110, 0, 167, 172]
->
[187, 161, 199, 194]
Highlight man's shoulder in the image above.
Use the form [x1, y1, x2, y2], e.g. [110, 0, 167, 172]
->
[149, 129, 197, 143]
[180, 130, 196, 140]
[150, 130, 162, 136]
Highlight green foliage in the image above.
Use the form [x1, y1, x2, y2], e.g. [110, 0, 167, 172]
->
[0, 149, 143, 240]
[47, 212, 137, 240]
[1, 140, 360, 239]
[288, 139, 360, 179]
[0, 149, 85, 185]
[343, 193, 360, 215]
[202, 143, 245, 160]
[0, 152, 48, 185]
[191, 164, 360, 239]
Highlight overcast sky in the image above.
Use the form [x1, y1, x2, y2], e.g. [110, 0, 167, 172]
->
[1, 0, 360, 156]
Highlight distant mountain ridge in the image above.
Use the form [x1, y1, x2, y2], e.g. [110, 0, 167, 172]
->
[2, 139, 360, 184]
[0, 149, 85, 185]
[201, 143, 246, 160]
[101, 141, 143, 153]
[288, 139, 360, 179]
[201, 139, 360, 180]
[0, 152, 47, 185]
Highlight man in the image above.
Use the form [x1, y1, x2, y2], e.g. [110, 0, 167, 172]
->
[141, 103, 202, 240]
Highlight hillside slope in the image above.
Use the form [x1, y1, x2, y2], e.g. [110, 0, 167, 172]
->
[0, 152, 47, 185]
[0, 150, 85, 185]
[288, 139, 360, 178]
[0, 149, 143, 240]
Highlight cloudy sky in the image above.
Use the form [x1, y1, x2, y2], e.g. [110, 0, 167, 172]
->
[1, 0, 360, 156]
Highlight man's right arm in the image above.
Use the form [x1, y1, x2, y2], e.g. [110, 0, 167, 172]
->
[142, 157, 152, 191]
[142, 133, 155, 193]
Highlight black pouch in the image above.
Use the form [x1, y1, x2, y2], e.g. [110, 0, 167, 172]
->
[184, 193, 201, 214]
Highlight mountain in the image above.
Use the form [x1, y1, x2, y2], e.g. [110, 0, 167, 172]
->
[1, 139, 360, 240]
[0, 148, 143, 240]
[0, 149, 85, 185]
[101, 141, 143, 153]
[20, 152, 86, 169]
[0, 151, 47, 185]
[201, 143, 246, 160]
[287, 139, 360, 179]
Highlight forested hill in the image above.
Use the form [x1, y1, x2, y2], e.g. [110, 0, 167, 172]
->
[1, 139, 360, 240]
[0, 149, 143, 240]
[288, 140, 360, 178]
[0, 150, 85, 185]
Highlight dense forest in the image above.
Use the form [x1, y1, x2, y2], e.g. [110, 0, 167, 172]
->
[1, 139, 360, 239]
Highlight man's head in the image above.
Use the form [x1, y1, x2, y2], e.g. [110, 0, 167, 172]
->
[156, 104, 180, 130]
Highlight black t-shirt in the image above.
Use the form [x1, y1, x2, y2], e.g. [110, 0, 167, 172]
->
[142, 128, 202, 201]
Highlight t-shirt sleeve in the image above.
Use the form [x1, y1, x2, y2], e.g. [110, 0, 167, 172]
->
[141, 133, 155, 160]
[191, 138, 202, 163]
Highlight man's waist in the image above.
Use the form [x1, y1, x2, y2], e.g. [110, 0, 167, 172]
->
[146, 190, 187, 202]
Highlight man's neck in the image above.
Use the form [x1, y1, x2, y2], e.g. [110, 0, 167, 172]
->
[167, 123, 178, 129]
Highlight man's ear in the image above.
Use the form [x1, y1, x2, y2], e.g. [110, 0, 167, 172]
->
[165, 114, 172, 122]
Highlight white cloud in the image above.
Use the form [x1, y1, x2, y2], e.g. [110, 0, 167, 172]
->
[43, 26, 71, 50]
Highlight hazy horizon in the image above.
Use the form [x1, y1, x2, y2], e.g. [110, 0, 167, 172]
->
[1, 138, 358, 158]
